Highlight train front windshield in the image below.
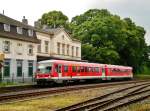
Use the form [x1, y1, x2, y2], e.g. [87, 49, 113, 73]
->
[37, 64, 52, 73]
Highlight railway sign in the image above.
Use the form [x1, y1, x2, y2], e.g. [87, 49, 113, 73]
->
[0, 53, 4, 62]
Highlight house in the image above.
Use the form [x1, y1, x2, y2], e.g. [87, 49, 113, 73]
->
[0, 14, 39, 82]
[0, 14, 82, 83]
[36, 27, 81, 61]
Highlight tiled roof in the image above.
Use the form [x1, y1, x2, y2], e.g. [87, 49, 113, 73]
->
[39, 27, 81, 42]
[0, 31, 39, 43]
[0, 14, 39, 43]
[0, 14, 34, 29]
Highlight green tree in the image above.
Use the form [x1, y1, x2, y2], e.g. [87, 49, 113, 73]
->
[38, 11, 69, 28]
[70, 9, 148, 73]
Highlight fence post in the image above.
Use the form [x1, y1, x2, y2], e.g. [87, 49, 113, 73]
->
[0, 61, 3, 83]
[0, 70, 2, 83]
[32, 72, 35, 83]
[32, 73, 33, 82]
[22, 72, 24, 83]
[12, 73, 14, 83]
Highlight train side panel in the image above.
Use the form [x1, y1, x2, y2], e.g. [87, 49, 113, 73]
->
[105, 65, 133, 79]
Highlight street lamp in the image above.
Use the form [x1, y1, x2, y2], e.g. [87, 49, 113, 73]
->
[0, 53, 4, 82]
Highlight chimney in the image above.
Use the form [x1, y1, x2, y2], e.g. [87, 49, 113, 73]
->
[2, 10, 4, 15]
[34, 21, 41, 28]
[42, 25, 48, 30]
[22, 16, 28, 24]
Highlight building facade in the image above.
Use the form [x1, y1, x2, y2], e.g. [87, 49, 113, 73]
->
[36, 28, 81, 61]
[0, 14, 81, 83]
[0, 14, 39, 82]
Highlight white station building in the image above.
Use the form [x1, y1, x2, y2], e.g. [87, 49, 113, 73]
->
[36, 28, 81, 61]
[0, 14, 81, 82]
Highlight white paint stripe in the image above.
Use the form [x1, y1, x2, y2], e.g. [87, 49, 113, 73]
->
[50, 75, 132, 80]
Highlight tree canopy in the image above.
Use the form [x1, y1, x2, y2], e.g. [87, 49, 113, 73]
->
[70, 9, 149, 73]
[38, 10, 69, 28]
[38, 9, 149, 73]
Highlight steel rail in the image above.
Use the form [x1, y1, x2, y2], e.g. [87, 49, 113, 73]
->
[0, 80, 148, 104]
[55, 82, 150, 111]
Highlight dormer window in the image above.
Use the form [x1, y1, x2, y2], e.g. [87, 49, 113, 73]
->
[17, 27, 22, 34]
[28, 29, 33, 37]
[4, 24, 10, 32]
[28, 45, 33, 55]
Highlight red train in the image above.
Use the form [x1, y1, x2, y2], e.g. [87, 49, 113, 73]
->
[35, 60, 133, 85]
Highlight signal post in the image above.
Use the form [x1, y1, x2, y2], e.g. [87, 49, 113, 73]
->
[0, 53, 4, 82]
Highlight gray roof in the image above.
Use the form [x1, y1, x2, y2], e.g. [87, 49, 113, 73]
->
[37, 27, 81, 42]
[0, 14, 39, 43]
[0, 14, 34, 29]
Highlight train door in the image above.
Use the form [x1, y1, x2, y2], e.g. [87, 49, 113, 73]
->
[55, 64, 62, 78]
[58, 64, 62, 78]
[102, 68, 105, 77]
[102, 66, 106, 80]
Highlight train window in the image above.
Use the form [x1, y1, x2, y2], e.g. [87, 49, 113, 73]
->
[77, 66, 80, 72]
[95, 67, 99, 72]
[55, 65, 58, 72]
[88, 67, 91, 72]
[81, 66, 84, 72]
[46, 66, 52, 73]
[85, 67, 88, 72]
[55, 64, 61, 73]
[91, 67, 94, 72]
[112, 68, 120, 72]
[102, 68, 105, 73]
[37, 66, 52, 73]
[64, 65, 68, 72]
[72, 66, 76, 72]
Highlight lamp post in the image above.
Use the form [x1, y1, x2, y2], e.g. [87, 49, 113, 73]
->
[0, 53, 4, 82]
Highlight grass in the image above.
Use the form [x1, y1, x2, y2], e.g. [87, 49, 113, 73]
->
[1, 90, 150, 111]
[116, 97, 150, 111]
[0, 86, 120, 111]
[0, 82, 31, 87]
[134, 74, 150, 80]
[0, 82, 18, 87]
[0, 81, 150, 111]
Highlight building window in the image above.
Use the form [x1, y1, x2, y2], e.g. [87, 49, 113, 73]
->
[72, 46, 74, 57]
[28, 45, 33, 55]
[28, 29, 33, 36]
[62, 44, 65, 55]
[17, 43, 22, 55]
[62, 35, 64, 40]
[28, 61, 33, 77]
[45, 41, 49, 53]
[76, 47, 79, 57]
[67, 45, 69, 56]
[17, 60, 22, 77]
[17, 27, 22, 34]
[37, 40, 41, 53]
[4, 24, 10, 32]
[4, 60, 10, 77]
[3, 41, 10, 53]
[57, 42, 60, 54]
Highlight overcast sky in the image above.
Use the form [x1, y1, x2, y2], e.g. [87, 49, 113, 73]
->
[0, 0, 150, 45]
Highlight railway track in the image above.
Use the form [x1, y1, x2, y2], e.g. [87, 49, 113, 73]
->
[56, 81, 150, 111]
[0, 85, 37, 94]
[0, 80, 149, 104]
[0, 81, 133, 94]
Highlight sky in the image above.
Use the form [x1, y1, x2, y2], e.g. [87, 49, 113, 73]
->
[0, 0, 150, 45]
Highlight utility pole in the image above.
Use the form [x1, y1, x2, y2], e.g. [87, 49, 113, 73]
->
[2, 10, 4, 15]
[0, 53, 4, 82]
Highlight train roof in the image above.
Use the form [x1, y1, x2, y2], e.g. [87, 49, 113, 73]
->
[38, 60, 104, 67]
[38, 60, 132, 69]
[106, 64, 132, 69]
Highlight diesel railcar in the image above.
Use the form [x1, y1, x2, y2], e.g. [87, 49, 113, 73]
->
[35, 60, 133, 85]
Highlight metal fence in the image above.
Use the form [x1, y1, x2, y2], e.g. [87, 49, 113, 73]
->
[0, 72, 35, 83]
